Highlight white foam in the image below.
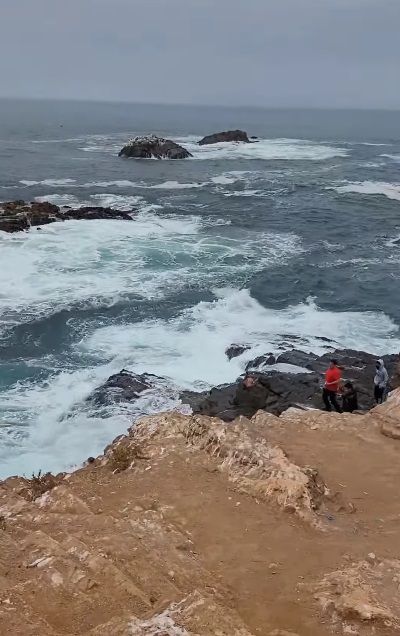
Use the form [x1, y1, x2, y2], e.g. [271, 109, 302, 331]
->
[149, 180, 206, 190]
[1, 289, 399, 477]
[381, 154, 400, 163]
[83, 289, 400, 390]
[20, 179, 76, 187]
[0, 212, 301, 332]
[328, 181, 400, 201]
[177, 137, 348, 161]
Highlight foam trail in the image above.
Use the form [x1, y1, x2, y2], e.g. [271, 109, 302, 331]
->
[328, 181, 400, 201]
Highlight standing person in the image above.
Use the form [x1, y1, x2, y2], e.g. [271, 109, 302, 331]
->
[374, 359, 389, 404]
[341, 381, 358, 413]
[322, 359, 342, 413]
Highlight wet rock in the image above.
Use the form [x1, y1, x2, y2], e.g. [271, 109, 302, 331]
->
[0, 201, 135, 233]
[198, 130, 250, 145]
[88, 370, 164, 406]
[245, 353, 276, 371]
[119, 135, 192, 159]
[225, 344, 251, 360]
[276, 350, 318, 369]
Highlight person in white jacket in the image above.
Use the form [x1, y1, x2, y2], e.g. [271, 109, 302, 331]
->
[374, 359, 389, 404]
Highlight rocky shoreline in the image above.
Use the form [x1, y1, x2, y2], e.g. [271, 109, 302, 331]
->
[0, 200, 135, 233]
[89, 347, 400, 422]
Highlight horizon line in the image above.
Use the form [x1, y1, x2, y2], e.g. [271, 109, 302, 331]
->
[0, 95, 400, 113]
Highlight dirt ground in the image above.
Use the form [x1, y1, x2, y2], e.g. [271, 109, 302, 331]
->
[1, 393, 400, 635]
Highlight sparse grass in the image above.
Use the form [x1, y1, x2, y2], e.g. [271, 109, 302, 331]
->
[109, 442, 150, 473]
[25, 470, 59, 501]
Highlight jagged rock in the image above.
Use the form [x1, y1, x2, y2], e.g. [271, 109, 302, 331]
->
[88, 369, 164, 406]
[316, 558, 400, 632]
[119, 135, 192, 159]
[245, 353, 276, 371]
[0, 201, 134, 233]
[276, 350, 318, 369]
[198, 130, 250, 145]
[225, 344, 251, 360]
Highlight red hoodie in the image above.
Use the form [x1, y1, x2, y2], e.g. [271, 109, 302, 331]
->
[325, 366, 341, 392]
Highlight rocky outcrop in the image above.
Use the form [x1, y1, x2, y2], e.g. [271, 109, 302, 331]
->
[198, 130, 250, 145]
[87, 370, 164, 407]
[1, 393, 400, 634]
[0, 201, 134, 233]
[182, 349, 400, 420]
[119, 135, 192, 159]
[225, 344, 251, 360]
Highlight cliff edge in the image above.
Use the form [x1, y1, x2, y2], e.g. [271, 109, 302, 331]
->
[1, 392, 400, 635]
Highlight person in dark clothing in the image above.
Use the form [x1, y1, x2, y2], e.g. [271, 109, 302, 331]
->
[322, 359, 342, 413]
[341, 381, 358, 413]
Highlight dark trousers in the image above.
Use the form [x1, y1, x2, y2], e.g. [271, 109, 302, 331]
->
[322, 388, 342, 413]
[374, 385, 385, 404]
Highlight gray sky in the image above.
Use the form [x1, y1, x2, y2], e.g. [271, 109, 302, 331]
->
[0, 0, 399, 108]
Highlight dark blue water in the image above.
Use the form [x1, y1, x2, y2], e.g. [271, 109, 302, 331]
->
[1, 99, 399, 477]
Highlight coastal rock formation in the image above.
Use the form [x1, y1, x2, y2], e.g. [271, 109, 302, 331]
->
[1, 392, 400, 634]
[184, 348, 400, 420]
[119, 135, 192, 159]
[225, 343, 251, 360]
[198, 130, 250, 145]
[87, 370, 164, 406]
[0, 201, 134, 233]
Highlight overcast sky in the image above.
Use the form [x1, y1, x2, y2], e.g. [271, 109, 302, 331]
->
[0, 0, 399, 108]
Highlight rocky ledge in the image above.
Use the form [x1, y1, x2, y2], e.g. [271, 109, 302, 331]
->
[0, 201, 134, 233]
[198, 129, 250, 145]
[1, 392, 400, 634]
[119, 135, 192, 159]
[181, 348, 400, 420]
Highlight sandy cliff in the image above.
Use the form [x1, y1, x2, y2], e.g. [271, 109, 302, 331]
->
[1, 392, 400, 635]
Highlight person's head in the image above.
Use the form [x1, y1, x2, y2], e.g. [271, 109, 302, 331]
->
[329, 359, 338, 369]
[376, 359, 384, 370]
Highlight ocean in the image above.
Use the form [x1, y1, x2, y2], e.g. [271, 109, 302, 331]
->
[0, 98, 400, 478]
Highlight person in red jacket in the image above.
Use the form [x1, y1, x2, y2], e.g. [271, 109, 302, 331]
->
[322, 359, 342, 413]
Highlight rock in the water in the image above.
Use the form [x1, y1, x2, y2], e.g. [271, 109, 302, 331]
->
[88, 370, 163, 406]
[198, 130, 250, 145]
[245, 353, 276, 371]
[0, 201, 134, 233]
[225, 344, 251, 361]
[119, 135, 192, 159]
[276, 350, 318, 369]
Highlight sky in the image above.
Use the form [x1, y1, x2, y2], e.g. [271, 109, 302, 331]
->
[0, 0, 399, 109]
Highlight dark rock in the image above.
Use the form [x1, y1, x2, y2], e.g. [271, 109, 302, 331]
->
[245, 354, 276, 371]
[181, 348, 400, 419]
[250, 135, 258, 139]
[198, 130, 250, 146]
[225, 344, 251, 361]
[276, 350, 318, 369]
[88, 370, 163, 406]
[0, 201, 135, 233]
[119, 135, 192, 160]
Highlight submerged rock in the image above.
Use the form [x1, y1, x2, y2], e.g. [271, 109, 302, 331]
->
[119, 135, 192, 159]
[198, 130, 250, 145]
[0, 201, 134, 233]
[88, 369, 164, 406]
[225, 344, 251, 360]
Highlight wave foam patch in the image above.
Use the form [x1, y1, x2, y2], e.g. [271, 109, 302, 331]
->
[0, 213, 302, 331]
[381, 154, 400, 163]
[20, 179, 77, 187]
[178, 137, 348, 161]
[329, 181, 400, 201]
[83, 288, 400, 391]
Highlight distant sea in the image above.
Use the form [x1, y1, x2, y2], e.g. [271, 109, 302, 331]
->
[0, 99, 399, 477]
